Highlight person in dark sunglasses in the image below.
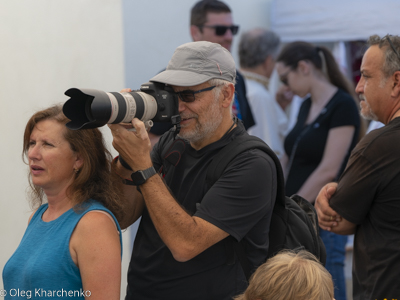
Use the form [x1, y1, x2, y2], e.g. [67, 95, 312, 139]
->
[189, 0, 254, 131]
[276, 40, 362, 300]
[109, 41, 276, 300]
[190, 0, 238, 52]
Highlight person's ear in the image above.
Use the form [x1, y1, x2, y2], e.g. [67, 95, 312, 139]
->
[190, 25, 202, 42]
[221, 84, 235, 108]
[297, 60, 310, 76]
[392, 70, 400, 98]
[263, 55, 274, 67]
[263, 56, 275, 78]
[73, 153, 84, 171]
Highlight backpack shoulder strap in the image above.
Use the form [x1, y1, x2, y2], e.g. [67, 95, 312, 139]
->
[206, 133, 288, 282]
[206, 133, 286, 207]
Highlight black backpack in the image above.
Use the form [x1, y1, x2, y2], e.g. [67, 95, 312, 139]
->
[161, 132, 326, 281]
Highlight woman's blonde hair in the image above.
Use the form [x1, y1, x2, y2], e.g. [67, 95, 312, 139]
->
[234, 250, 334, 300]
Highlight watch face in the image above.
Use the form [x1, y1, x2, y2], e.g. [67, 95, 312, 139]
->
[131, 171, 146, 186]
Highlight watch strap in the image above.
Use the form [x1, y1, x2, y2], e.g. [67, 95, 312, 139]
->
[129, 166, 157, 186]
[141, 166, 157, 182]
[122, 178, 136, 186]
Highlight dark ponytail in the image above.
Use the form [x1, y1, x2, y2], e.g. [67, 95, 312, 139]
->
[317, 46, 356, 97]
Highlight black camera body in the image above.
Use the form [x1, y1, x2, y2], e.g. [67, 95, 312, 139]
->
[63, 81, 180, 131]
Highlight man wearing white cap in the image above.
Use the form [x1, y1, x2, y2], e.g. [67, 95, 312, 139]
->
[109, 41, 276, 300]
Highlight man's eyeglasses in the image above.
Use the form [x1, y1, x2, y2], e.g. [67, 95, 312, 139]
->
[200, 25, 239, 36]
[176, 86, 216, 102]
[383, 34, 400, 61]
[280, 69, 292, 86]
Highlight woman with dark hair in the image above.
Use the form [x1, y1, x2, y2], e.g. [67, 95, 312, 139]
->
[2, 105, 123, 300]
[276, 42, 361, 300]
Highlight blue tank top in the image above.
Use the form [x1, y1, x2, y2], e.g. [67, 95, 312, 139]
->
[2, 200, 122, 300]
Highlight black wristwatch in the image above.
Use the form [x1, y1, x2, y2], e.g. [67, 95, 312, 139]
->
[128, 166, 157, 186]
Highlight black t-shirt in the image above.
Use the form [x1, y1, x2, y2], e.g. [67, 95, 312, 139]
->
[330, 117, 400, 300]
[284, 89, 360, 197]
[126, 122, 276, 300]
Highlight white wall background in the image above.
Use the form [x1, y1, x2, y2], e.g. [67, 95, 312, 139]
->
[0, 1, 272, 299]
[271, 0, 400, 42]
[0, 0, 128, 297]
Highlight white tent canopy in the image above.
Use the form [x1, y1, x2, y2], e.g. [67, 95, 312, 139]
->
[270, 0, 400, 42]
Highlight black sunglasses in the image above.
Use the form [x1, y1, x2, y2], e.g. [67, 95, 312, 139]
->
[176, 86, 216, 103]
[383, 34, 400, 61]
[200, 25, 239, 36]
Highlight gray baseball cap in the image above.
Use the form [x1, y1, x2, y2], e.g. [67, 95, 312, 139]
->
[150, 41, 236, 87]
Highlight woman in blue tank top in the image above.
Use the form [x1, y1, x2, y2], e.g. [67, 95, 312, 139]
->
[2, 105, 124, 300]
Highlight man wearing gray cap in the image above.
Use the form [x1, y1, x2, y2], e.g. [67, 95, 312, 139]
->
[109, 41, 276, 300]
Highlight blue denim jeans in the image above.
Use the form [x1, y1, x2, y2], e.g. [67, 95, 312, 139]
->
[320, 229, 347, 300]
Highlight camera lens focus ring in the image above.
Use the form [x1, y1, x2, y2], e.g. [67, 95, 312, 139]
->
[109, 92, 128, 123]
